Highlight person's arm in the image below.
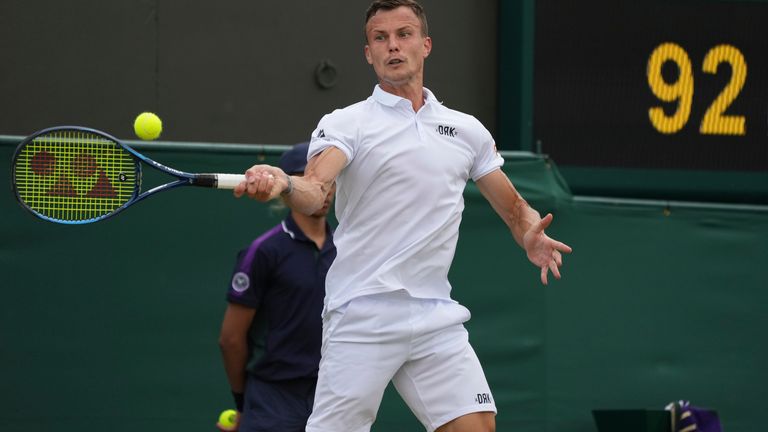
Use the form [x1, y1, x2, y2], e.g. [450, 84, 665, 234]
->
[218, 302, 256, 416]
[234, 147, 347, 216]
[475, 169, 573, 285]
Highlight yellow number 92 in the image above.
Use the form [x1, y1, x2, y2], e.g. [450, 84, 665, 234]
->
[647, 42, 747, 136]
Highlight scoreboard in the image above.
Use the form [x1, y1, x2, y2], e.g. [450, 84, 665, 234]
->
[531, 0, 768, 202]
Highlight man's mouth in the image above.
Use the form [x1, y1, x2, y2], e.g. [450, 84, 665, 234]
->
[387, 58, 404, 65]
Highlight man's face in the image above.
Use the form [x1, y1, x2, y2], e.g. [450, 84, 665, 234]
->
[364, 6, 431, 90]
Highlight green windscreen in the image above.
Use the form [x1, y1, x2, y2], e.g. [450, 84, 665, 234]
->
[1, 136, 765, 432]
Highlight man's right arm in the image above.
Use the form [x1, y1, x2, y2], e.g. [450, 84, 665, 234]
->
[218, 303, 256, 411]
[234, 147, 347, 215]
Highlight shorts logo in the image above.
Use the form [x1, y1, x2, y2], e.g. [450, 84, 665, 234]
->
[474, 393, 493, 404]
[231, 272, 250, 293]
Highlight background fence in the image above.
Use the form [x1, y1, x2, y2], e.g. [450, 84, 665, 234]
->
[2, 136, 766, 431]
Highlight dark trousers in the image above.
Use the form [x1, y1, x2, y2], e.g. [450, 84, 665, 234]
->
[240, 375, 317, 432]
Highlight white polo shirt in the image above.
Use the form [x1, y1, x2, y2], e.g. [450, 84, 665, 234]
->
[308, 85, 504, 314]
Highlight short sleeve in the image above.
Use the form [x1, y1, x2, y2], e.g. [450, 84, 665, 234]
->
[226, 246, 271, 308]
[308, 110, 356, 167]
[470, 127, 504, 181]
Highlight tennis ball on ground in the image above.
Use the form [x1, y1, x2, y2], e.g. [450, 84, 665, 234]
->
[133, 112, 162, 140]
[217, 409, 238, 429]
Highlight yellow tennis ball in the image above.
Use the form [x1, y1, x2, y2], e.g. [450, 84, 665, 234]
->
[133, 112, 162, 140]
[218, 409, 237, 429]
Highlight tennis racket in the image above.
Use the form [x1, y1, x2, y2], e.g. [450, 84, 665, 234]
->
[11, 126, 245, 224]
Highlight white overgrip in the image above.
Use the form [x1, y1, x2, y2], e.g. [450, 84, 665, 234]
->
[216, 174, 246, 189]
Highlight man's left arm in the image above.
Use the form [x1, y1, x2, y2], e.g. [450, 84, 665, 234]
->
[475, 169, 573, 284]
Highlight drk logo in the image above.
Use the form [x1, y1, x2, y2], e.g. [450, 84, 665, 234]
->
[437, 125, 457, 137]
[474, 393, 492, 404]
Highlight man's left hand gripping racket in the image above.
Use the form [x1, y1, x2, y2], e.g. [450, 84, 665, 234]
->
[11, 126, 245, 224]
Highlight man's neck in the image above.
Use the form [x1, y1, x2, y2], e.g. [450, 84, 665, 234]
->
[291, 211, 327, 249]
[379, 80, 425, 112]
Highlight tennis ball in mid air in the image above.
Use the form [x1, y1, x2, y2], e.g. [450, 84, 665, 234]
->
[133, 112, 162, 140]
[218, 409, 238, 429]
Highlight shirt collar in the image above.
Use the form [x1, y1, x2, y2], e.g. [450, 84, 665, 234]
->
[372, 85, 439, 108]
[282, 213, 305, 241]
[282, 213, 334, 251]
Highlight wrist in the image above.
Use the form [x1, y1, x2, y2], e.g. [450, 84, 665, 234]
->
[232, 391, 244, 412]
[280, 173, 293, 196]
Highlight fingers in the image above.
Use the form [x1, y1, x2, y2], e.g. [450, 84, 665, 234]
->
[540, 259, 563, 286]
[235, 166, 281, 201]
[233, 175, 250, 198]
[233, 182, 245, 198]
[555, 240, 573, 254]
[540, 248, 565, 285]
[553, 250, 562, 266]
[549, 258, 562, 280]
[248, 172, 275, 196]
[536, 213, 553, 232]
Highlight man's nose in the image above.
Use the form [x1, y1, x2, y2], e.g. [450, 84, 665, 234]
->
[387, 35, 399, 51]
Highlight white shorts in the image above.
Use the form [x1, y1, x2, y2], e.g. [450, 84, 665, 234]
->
[306, 290, 496, 432]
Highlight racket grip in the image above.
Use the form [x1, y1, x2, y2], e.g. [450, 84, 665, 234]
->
[195, 174, 246, 189]
[215, 174, 247, 189]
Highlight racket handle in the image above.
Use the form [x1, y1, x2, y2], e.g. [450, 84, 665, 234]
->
[195, 174, 246, 189]
[216, 174, 247, 189]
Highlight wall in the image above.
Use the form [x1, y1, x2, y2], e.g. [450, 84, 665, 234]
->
[0, 0, 499, 145]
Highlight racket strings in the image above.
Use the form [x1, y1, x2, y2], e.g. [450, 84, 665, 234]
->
[13, 130, 138, 222]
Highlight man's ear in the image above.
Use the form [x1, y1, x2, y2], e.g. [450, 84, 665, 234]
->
[364, 45, 373, 64]
[423, 36, 432, 58]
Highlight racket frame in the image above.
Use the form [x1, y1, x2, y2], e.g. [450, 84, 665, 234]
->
[11, 125, 240, 224]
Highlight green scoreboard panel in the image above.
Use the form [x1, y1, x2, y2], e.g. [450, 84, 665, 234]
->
[533, 0, 768, 203]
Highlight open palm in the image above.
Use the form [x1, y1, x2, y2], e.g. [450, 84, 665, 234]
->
[522, 213, 573, 284]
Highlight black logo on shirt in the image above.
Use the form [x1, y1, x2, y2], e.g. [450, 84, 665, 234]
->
[317, 129, 326, 138]
[474, 393, 492, 404]
[437, 125, 457, 137]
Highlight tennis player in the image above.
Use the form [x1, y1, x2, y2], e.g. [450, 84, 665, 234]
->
[234, 1, 572, 431]
[219, 142, 336, 432]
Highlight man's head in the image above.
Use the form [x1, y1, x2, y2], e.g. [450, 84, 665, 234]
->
[364, 0, 431, 92]
[364, 0, 428, 42]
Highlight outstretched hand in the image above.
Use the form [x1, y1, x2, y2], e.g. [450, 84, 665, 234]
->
[522, 213, 573, 285]
[233, 165, 286, 202]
